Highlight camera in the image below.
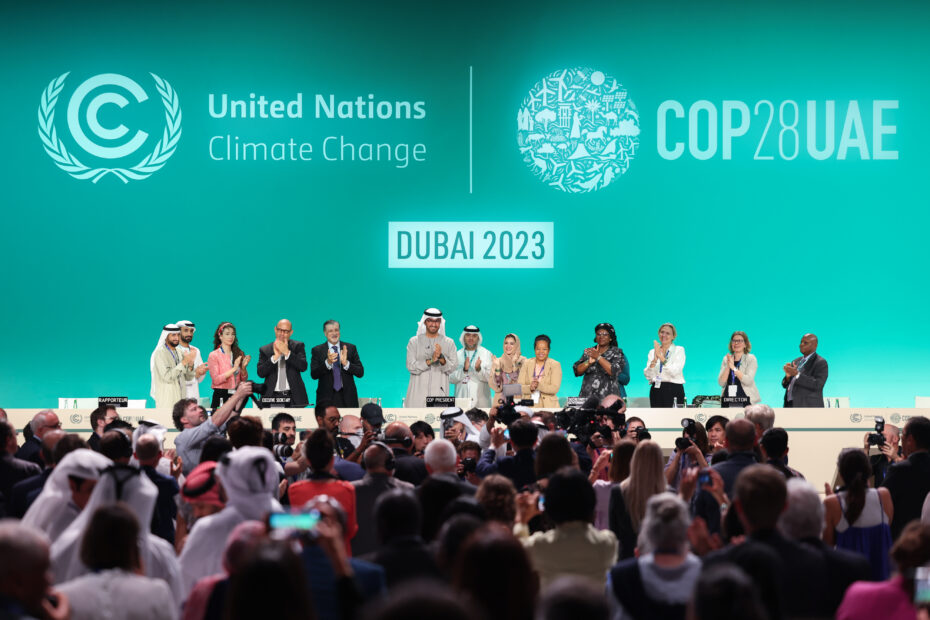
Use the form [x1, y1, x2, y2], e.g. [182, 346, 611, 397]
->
[245, 381, 268, 409]
[495, 400, 522, 427]
[867, 416, 885, 447]
[272, 431, 294, 459]
[675, 418, 696, 451]
[462, 457, 477, 474]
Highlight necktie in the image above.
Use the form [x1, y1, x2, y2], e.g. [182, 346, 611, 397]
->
[332, 345, 343, 391]
[276, 356, 287, 391]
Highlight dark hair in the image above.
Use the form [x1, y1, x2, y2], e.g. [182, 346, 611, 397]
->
[594, 323, 618, 348]
[172, 398, 198, 431]
[837, 448, 871, 525]
[538, 575, 609, 620]
[733, 465, 787, 530]
[465, 408, 489, 426]
[508, 418, 538, 450]
[459, 440, 480, 455]
[201, 436, 233, 464]
[305, 428, 335, 472]
[314, 402, 336, 420]
[533, 334, 551, 348]
[761, 427, 795, 479]
[375, 489, 422, 543]
[271, 412, 296, 431]
[692, 420, 709, 455]
[544, 466, 596, 524]
[692, 563, 767, 620]
[705, 415, 729, 434]
[535, 433, 574, 479]
[213, 322, 245, 363]
[100, 430, 133, 461]
[80, 503, 140, 571]
[453, 525, 536, 620]
[905, 416, 930, 451]
[476, 474, 517, 525]
[323, 319, 339, 331]
[0, 421, 15, 453]
[52, 434, 88, 465]
[365, 582, 479, 620]
[226, 542, 315, 620]
[725, 419, 756, 452]
[891, 521, 930, 572]
[89, 406, 116, 432]
[228, 416, 264, 449]
[410, 420, 435, 439]
[418, 476, 467, 542]
[436, 514, 484, 577]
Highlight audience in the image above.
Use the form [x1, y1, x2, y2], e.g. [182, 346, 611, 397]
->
[690, 564, 766, 620]
[592, 439, 634, 530]
[618, 440, 667, 533]
[477, 417, 538, 490]
[1, 420, 42, 512]
[363, 489, 440, 586]
[351, 441, 413, 556]
[881, 415, 930, 540]
[0, 520, 69, 620]
[475, 474, 517, 526]
[759, 427, 804, 479]
[15, 411, 61, 466]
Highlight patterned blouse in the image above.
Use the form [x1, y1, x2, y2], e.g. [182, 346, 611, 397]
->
[576, 346, 624, 400]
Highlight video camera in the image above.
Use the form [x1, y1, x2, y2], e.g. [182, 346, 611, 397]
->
[272, 431, 294, 459]
[867, 416, 886, 446]
[675, 418, 696, 451]
[553, 397, 627, 447]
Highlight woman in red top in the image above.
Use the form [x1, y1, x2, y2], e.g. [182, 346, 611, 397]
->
[207, 322, 251, 409]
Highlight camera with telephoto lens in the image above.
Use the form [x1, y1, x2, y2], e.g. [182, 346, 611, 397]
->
[462, 457, 477, 474]
[867, 416, 886, 446]
[272, 431, 294, 458]
[675, 418, 696, 451]
[495, 400, 522, 427]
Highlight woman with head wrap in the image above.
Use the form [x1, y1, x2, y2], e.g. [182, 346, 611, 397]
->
[178, 447, 281, 601]
[51, 464, 183, 603]
[490, 333, 526, 406]
[573, 323, 628, 401]
[22, 449, 112, 542]
[449, 325, 494, 408]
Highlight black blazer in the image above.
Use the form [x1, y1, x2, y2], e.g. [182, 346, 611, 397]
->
[257, 339, 309, 407]
[781, 352, 828, 407]
[881, 451, 930, 540]
[309, 341, 364, 408]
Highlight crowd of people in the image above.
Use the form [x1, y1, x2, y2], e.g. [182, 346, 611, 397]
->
[2, 393, 930, 620]
[149, 310, 831, 412]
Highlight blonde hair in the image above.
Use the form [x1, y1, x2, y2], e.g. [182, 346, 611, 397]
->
[728, 331, 752, 354]
[619, 440, 667, 532]
[658, 323, 677, 339]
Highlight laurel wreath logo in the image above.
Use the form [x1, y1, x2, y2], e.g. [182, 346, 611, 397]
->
[37, 72, 181, 183]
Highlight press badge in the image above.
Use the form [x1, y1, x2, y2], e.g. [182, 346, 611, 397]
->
[532, 390, 540, 403]
[654, 378, 662, 388]
[728, 385, 738, 397]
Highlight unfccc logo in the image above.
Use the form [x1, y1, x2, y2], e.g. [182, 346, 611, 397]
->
[37, 72, 181, 183]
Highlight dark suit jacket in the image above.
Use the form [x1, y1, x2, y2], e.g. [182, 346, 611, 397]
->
[781, 352, 828, 407]
[361, 535, 441, 587]
[141, 465, 179, 544]
[881, 451, 930, 539]
[14, 436, 43, 467]
[476, 448, 537, 490]
[257, 339, 309, 406]
[9, 468, 51, 518]
[310, 341, 363, 408]
[0, 453, 42, 501]
[799, 537, 872, 611]
[351, 474, 414, 556]
[703, 529, 831, 620]
[391, 450, 428, 486]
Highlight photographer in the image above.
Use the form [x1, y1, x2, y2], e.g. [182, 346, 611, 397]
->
[862, 419, 902, 486]
[478, 418, 539, 490]
[456, 441, 482, 487]
[664, 419, 710, 491]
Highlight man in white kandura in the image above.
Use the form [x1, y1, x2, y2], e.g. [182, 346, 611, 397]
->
[405, 308, 457, 407]
[176, 320, 208, 401]
[450, 325, 494, 408]
[150, 324, 197, 409]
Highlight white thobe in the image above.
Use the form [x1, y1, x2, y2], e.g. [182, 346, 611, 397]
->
[405, 334, 457, 407]
[176, 344, 205, 400]
[450, 346, 494, 407]
[152, 346, 196, 408]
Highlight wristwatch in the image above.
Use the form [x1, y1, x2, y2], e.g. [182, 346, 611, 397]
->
[719, 502, 729, 514]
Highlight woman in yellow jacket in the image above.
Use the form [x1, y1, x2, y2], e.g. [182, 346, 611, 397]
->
[518, 334, 562, 408]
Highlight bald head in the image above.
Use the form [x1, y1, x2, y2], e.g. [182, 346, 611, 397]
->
[363, 444, 391, 473]
[725, 418, 757, 452]
[134, 434, 163, 465]
[384, 422, 413, 454]
[30, 410, 60, 439]
[40, 430, 65, 466]
[799, 333, 818, 356]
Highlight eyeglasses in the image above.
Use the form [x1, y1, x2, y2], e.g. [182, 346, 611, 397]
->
[731, 338, 745, 343]
[275, 328, 292, 333]
[45, 422, 62, 429]
[596, 332, 610, 337]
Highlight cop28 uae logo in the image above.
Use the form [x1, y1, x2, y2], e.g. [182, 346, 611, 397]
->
[37, 73, 181, 183]
[517, 68, 639, 193]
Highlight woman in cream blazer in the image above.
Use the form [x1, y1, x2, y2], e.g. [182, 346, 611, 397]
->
[717, 330, 761, 405]
[518, 334, 562, 408]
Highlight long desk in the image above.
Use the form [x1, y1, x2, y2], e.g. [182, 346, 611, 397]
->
[7, 407, 927, 490]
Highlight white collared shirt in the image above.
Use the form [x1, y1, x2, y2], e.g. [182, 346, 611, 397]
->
[644, 344, 686, 385]
[325, 341, 350, 370]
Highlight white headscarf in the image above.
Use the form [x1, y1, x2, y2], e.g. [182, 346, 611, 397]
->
[22, 449, 112, 542]
[416, 308, 446, 337]
[132, 420, 168, 452]
[51, 465, 183, 601]
[150, 324, 180, 399]
[458, 325, 483, 348]
[440, 406, 481, 442]
[176, 320, 195, 332]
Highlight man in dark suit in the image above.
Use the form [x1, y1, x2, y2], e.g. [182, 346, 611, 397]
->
[257, 318, 309, 408]
[383, 421, 428, 486]
[703, 465, 831, 620]
[782, 333, 828, 407]
[476, 418, 538, 490]
[882, 415, 930, 540]
[135, 434, 180, 544]
[15, 410, 61, 466]
[351, 442, 413, 556]
[310, 320, 364, 408]
[1, 421, 42, 504]
[363, 488, 440, 587]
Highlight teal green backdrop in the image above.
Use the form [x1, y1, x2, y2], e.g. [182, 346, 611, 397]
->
[1, 0, 927, 408]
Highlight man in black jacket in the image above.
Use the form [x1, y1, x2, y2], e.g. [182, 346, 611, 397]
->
[1, 421, 41, 505]
[703, 465, 831, 620]
[310, 320, 364, 408]
[882, 415, 930, 540]
[476, 418, 538, 490]
[257, 318, 309, 407]
[782, 333, 828, 407]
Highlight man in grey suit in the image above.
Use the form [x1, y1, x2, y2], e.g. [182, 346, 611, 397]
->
[782, 333, 828, 407]
[351, 442, 413, 556]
